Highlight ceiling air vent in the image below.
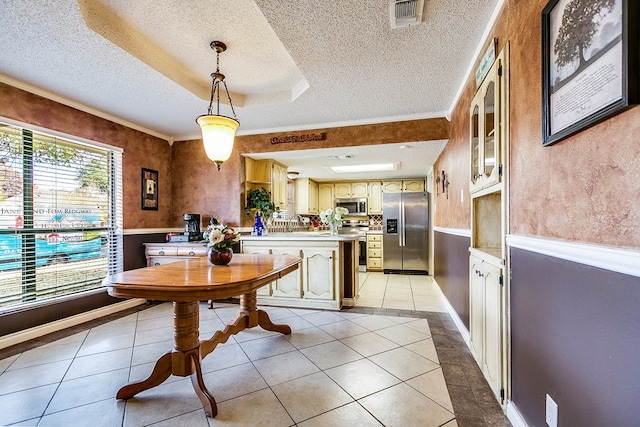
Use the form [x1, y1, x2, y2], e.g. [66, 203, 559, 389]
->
[390, 0, 425, 29]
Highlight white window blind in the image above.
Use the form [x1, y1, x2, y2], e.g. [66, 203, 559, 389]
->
[0, 122, 123, 310]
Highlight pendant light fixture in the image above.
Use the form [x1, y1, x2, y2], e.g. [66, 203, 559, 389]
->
[196, 41, 239, 171]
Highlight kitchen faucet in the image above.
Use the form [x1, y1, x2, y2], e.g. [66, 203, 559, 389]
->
[287, 215, 304, 232]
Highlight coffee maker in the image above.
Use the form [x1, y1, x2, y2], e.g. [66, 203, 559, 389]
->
[183, 213, 201, 241]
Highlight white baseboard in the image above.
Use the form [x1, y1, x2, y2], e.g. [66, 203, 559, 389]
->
[506, 400, 529, 427]
[0, 298, 146, 350]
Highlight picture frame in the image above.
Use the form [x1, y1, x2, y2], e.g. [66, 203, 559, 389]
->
[541, 0, 639, 146]
[141, 168, 158, 210]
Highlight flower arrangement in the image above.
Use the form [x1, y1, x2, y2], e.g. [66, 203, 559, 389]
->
[319, 207, 349, 227]
[203, 222, 239, 250]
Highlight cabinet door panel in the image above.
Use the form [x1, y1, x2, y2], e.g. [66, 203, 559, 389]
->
[272, 249, 303, 298]
[351, 182, 368, 197]
[241, 246, 273, 295]
[469, 255, 484, 365]
[334, 183, 351, 198]
[483, 262, 502, 399]
[303, 249, 335, 300]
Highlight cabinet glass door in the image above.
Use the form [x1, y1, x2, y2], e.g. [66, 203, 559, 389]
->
[482, 79, 499, 188]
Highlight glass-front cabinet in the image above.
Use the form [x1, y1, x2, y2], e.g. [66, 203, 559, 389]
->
[470, 58, 502, 193]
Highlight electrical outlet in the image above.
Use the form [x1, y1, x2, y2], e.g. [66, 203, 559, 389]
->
[546, 394, 558, 427]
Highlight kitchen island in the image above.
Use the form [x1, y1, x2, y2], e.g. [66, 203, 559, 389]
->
[240, 232, 361, 310]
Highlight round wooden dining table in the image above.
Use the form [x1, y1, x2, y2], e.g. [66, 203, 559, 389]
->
[104, 253, 300, 418]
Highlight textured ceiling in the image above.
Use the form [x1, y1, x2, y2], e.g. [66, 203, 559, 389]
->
[0, 0, 503, 179]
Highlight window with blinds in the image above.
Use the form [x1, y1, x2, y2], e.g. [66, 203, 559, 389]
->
[0, 122, 123, 311]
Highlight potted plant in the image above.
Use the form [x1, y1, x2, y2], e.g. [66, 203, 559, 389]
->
[245, 187, 278, 221]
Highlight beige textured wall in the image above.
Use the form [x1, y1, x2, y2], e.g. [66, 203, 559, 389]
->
[0, 82, 173, 230]
[434, 0, 640, 249]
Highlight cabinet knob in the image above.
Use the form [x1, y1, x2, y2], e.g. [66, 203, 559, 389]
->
[189, 251, 195, 256]
[154, 262, 160, 266]
[159, 250, 165, 255]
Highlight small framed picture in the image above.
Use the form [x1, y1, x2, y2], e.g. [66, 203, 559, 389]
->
[541, 0, 639, 146]
[141, 168, 158, 210]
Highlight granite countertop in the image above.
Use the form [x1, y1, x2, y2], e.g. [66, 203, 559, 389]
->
[240, 231, 363, 241]
[366, 229, 383, 234]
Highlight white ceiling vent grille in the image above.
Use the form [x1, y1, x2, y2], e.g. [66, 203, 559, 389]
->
[390, 0, 425, 29]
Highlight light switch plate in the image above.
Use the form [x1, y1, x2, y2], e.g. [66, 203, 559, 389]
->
[546, 394, 558, 427]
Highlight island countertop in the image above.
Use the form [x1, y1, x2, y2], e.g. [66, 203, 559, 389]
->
[240, 232, 363, 242]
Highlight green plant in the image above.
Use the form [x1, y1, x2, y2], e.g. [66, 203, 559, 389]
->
[245, 187, 278, 218]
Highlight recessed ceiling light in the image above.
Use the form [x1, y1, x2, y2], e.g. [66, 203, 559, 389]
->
[330, 163, 399, 173]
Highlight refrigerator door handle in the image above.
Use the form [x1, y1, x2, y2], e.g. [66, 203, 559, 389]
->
[400, 201, 405, 247]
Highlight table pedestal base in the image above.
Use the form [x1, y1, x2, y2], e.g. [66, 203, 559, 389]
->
[115, 291, 291, 417]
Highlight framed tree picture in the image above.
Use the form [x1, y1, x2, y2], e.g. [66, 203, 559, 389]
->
[542, 0, 639, 146]
[141, 168, 158, 210]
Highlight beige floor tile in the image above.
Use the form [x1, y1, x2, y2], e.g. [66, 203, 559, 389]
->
[238, 335, 297, 361]
[0, 359, 71, 395]
[358, 288, 386, 299]
[369, 347, 439, 380]
[39, 398, 127, 427]
[360, 383, 454, 427]
[203, 362, 269, 403]
[298, 401, 383, 426]
[271, 372, 353, 423]
[300, 311, 344, 326]
[0, 383, 57, 426]
[146, 408, 210, 426]
[77, 330, 136, 357]
[382, 299, 414, 310]
[403, 318, 432, 334]
[122, 378, 205, 426]
[284, 326, 335, 349]
[9, 341, 82, 370]
[252, 350, 320, 386]
[406, 367, 454, 412]
[354, 297, 383, 308]
[325, 358, 401, 399]
[46, 368, 130, 414]
[405, 338, 439, 363]
[300, 340, 363, 370]
[210, 388, 293, 426]
[375, 324, 430, 346]
[340, 332, 398, 357]
[350, 315, 398, 331]
[64, 347, 133, 380]
[319, 320, 369, 339]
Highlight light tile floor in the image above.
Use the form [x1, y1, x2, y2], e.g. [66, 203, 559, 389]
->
[0, 273, 510, 427]
[356, 272, 448, 312]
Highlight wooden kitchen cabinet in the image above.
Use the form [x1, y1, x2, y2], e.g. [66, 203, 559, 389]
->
[367, 181, 382, 214]
[382, 179, 425, 193]
[318, 183, 335, 211]
[469, 253, 503, 401]
[366, 233, 383, 271]
[295, 178, 319, 215]
[244, 157, 288, 213]
[334, 182, 367, 198]
[144, 242, 207, 267]
[468, 43, 509, 406]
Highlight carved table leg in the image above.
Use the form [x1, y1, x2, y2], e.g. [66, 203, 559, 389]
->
[200, 291, 291, 359]
[115, 301, 218, 417]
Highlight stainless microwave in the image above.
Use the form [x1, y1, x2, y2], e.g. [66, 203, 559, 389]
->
[335, 198, 367, 216]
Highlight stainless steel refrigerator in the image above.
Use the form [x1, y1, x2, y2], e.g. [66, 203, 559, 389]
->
[382, 191, 428, 273]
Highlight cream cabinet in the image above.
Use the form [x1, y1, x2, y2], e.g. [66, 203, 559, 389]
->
[470, 45, 506, 194]
[272, 162, 288, 210]
[318, 183, 335, 212]
[367, 182, 383, 214]
[468, 44, 509, 406]
[334, 182, 367, 198]
[240, 238, 350, 310]
[294, 178, 319, 215]
[366, 233, 383, 271]
[382, 179, 425, 193]
[144, 242, 207, 267]
[244, 157, 288, 214]
[469, 253, 503, 401]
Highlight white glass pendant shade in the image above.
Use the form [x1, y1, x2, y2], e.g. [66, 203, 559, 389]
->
[197, 114, 239, 167]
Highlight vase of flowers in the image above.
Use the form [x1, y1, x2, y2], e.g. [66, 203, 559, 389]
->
[319, 207, 349, 236]
[203, 222, 239, 265]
